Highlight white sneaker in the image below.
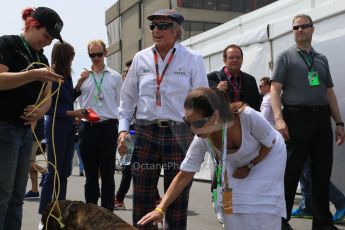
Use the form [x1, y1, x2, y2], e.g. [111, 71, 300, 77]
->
[216, 208, 224, 224]
[38, 222, 44, 230]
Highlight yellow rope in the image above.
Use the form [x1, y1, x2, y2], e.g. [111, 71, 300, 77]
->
[20, 61, 62, 117]
[44, 80, 65, 229]
[34, 83, 46, 108]
[25, 61, 65, 228]
[27, 85, 62, 116]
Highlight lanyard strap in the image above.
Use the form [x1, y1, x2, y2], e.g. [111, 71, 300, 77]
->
[221, 122, 229, 190]
[207, 123, 228, 189]
[207, 129, 224, 187]
[230, 76, 242, 101]
[91, 72, 105, 93]
[153, 47, 176, 91]
[19, 34, 40, 62]
[224, 67, 241, 101]
[298, 51, 314, 71]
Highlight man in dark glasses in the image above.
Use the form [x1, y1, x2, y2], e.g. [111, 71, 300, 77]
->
[271, 14, 345, 230]
[74, 39, 123, 212]
[207, 44, 262, 111]
[117, 8, 209, 230]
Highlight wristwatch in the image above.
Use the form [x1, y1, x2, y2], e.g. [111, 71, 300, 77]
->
[246, 162, 255, 170]
[336, 122, 344, 127]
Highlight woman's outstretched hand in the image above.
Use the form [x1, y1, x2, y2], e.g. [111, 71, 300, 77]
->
[137, 209, 164, 226]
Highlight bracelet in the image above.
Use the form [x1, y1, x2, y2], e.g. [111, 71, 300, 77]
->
[336, 122, 344, 127]
[154, 207, 164, 216]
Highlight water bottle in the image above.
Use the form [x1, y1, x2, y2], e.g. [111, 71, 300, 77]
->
[121, 130, 135, 166]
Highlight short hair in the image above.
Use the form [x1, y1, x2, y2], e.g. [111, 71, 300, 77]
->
[87, 39, 106, 52]
[260, 77, 271, 86]
[125, 59, 133, 67]
[292, 14, 313, 26]
[223, 44, 243, 59]
[172, 21, 183, 41]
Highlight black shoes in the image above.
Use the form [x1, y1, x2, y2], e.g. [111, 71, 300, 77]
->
[282, 222, 294, 230]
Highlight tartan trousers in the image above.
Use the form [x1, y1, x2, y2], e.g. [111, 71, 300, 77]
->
[132, 123, 193, 230]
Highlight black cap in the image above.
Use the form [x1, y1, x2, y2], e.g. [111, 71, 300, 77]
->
[31, 7, 63, 43]
[147, 9, 184, 25]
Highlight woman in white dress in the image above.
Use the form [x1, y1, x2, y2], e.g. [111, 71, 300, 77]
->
[138, 87, 287, 230]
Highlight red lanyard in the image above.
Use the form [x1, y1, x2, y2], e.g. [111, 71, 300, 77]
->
[224, 67, 242, 101]
[153, 47, 176, 106]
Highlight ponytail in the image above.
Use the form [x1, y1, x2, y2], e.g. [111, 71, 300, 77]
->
[212, 88, 233, 121]
[21, 7, 41, 31]
[184, 87, 234, 122]
[22, 7, 34, 21]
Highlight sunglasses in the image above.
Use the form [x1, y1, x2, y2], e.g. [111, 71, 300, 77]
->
[89, 52, 104, 58]
[292, 24, 313, 31]
[149, 22, 173, 31]
[183, 116, 212, 129]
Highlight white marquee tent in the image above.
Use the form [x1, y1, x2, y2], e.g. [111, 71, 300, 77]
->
[183, 0, 345, 192]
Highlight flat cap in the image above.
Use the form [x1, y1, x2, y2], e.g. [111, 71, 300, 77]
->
[147, 9, 184, 25]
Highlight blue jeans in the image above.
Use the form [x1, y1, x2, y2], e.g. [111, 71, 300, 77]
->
[299, 161, 345, 212]
[0, 121, 32, 230]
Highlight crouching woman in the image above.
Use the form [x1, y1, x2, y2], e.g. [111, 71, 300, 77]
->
[138, 87, 287, 230]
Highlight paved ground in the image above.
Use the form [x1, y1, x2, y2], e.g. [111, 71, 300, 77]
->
[23, 166, 345, 230]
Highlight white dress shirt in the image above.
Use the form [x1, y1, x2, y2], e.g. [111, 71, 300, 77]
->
[78, 66, 123, 121]
[260, 93, 275, 128]
[118, 42, 209, 132]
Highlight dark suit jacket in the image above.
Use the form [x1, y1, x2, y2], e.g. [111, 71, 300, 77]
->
[207, 67, 262, 111]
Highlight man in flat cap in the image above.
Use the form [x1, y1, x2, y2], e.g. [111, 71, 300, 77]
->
[118, 8, 208, 230]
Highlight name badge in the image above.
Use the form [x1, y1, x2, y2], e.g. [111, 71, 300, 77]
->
[223, 188, 233, 215]
[93, 94, 104, 107]
[308, 71, 320, 86]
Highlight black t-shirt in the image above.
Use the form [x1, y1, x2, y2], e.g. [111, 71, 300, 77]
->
[0, 35, 49, 126]
[34, 118, 45, 141]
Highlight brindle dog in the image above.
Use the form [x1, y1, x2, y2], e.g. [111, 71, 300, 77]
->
[41, 200, 137, 230]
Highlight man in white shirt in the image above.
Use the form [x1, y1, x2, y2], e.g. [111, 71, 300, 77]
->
[75, 39, 123, 211]
[259, 77, 275, 128]
[117, 9, 208, 229]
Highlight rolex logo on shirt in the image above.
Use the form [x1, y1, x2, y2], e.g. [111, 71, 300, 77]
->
[174, 68, 186, 76]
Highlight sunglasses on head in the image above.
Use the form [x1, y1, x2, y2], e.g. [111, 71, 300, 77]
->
[293, 24, 313, 30]
[89, 52, 104, 58]
[183, 116, 212, 129]
[149, 22, 173, 31]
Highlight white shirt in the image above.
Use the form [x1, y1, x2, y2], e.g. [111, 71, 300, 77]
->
[260, 93, 275, 128]
[118, 42, 209, 132]
[78, 66, 123, 121]
[181, 107, 277, 172]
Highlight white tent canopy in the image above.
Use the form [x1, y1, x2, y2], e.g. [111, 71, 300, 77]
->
[183, 0, 345, 192]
